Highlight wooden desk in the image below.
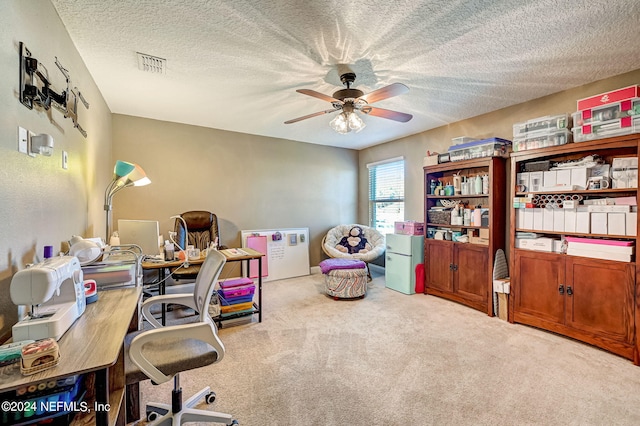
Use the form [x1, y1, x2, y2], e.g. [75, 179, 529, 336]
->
[141, 248, 265, 325]
[0, 287, 141, 426]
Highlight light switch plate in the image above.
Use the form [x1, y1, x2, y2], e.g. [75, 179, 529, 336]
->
[62, 151, 68, 169]
[18, 126, 28, 154]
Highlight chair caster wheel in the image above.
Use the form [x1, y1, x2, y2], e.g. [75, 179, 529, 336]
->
[228, 420, 239, 425]
[147, 411, 160, 422]
[205, 391, 216, 404]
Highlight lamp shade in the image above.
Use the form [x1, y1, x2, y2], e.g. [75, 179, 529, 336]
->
[105, 160, 151, 240]
[113, 160, 151, 186]
[69, 236, 102, 265]
[113, 160, 136, 178]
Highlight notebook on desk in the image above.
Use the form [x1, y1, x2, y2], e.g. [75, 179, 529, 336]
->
[117, 219, 161, 257]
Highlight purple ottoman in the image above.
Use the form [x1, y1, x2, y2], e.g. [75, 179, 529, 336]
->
[319, 259, 368, 299]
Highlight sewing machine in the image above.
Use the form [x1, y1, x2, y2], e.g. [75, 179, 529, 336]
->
[10, 256, 86, 341]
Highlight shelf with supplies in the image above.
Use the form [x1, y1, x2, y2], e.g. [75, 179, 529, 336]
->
[424, 156, 507, 315]
[509, 134, 640, 364]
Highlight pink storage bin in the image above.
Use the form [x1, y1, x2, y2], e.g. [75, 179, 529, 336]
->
[219, 277, 253, 289]
[221, 284, 256, 298]
[394, 221, 425, 235]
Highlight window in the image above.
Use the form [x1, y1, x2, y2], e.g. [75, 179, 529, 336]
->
[368, 157, 404, 234]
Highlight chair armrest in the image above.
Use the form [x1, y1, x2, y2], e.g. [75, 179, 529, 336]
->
[128, 320, 225, 384]
[141, 294, 195, 328]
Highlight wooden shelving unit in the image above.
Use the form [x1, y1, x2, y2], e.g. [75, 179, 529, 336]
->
[423, 157, 507, 315]
[509, 134, 640, 364]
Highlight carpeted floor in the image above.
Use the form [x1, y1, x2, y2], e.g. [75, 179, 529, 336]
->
[136, 269, 640, 425]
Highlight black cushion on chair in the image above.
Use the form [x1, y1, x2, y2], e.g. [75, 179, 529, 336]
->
[175, 211, 220, 250]
[124, 329, 219, 385]
[173, 211, 222, 280]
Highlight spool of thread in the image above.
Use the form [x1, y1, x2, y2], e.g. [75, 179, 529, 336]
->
[44, 246, 53, 259]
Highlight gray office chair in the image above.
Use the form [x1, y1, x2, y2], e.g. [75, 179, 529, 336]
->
[125, 250, 238, 425]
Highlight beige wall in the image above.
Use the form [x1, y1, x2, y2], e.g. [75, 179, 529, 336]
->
[0, 1, 113, 340]
[2, 1, 639, 344]
[359, 68, 640, 251]
[111, 115, 359, 266]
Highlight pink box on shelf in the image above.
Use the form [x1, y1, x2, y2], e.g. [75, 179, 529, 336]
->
[577, 85, 640, 111]
[394, 221, 425, 235]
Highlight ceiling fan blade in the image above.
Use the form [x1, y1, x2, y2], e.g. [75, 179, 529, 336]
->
[284, 109, 338, 124]
[297, 89, 343, 104]
[358, 83, 409, 104]
[362, 106, 413, 123]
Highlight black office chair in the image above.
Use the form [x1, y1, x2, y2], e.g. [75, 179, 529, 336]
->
[172, 211, 223, 281]
[125, 250, 238, 425]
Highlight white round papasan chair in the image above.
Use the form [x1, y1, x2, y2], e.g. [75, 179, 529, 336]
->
[322, 224, 386, 264]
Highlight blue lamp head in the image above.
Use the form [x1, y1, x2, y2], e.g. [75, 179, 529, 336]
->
[113, 160, 136, 179]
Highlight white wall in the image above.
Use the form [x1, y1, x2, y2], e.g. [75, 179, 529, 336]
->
[0, 0, 112, 340]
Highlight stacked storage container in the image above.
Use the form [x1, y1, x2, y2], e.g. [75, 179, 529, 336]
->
[512, 114, 572, 152]
[572, 85, 640, 142]
[218, 277, 256, 318]
[447, 137, 511, 162]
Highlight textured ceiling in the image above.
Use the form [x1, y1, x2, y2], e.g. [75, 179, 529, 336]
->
[50, 0, 640, 150]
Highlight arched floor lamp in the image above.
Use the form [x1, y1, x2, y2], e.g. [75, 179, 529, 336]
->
[104, 160, 151, 241]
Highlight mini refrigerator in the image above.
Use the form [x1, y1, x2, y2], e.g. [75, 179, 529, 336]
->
[385, 234, 424, 295]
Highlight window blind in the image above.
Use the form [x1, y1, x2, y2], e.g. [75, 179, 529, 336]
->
[368, 158, 405, 234]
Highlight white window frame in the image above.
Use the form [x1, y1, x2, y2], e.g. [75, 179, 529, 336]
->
[367, 156, 405, 234]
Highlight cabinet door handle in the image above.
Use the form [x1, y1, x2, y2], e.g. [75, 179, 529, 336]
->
[449, 263, 454, 270]
[452, 264, 458, 272]
[566, 286, 573, 296]
[559, 285, 564, 295]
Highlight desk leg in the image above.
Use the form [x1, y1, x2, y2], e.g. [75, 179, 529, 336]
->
[258, 257, 262, 323]
[126, 383, 140, 423]
[160, 267, 166, 325]
[95, 368, 109, 426]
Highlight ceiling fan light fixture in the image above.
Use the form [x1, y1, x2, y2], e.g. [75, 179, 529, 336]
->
[330, 112, 350, 134]
[347, 112, 366, 133]
[330, 111, 366, 134]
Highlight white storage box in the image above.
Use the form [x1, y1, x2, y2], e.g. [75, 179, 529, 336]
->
[591, 212, 608, 234]
[543, 208, 555, 231]
[553, 209, 565, 232]
[576, 209, 591, 233]
[515, 237, 555, 252]
[626, 212, 637, 236]
[608, 213, 626, 235]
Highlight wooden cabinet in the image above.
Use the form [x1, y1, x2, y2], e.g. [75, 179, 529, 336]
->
[423, 157, 506, 315]
[509, 135, 640, 363]
[513, 250, 635, 359]
[425, 240, 488, 312]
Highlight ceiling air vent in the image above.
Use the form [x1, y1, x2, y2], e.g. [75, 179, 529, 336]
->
[136, 52, 166, 74]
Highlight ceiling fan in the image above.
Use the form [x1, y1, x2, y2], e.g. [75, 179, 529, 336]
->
[284, 73, 413, 133]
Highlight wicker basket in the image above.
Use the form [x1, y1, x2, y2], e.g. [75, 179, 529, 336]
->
[427, 209, 451, 225]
